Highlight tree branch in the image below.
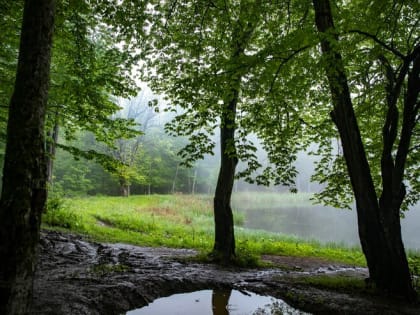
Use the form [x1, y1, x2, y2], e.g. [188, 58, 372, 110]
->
[269, 45, 310, 93]
[348, 29, 405, 59]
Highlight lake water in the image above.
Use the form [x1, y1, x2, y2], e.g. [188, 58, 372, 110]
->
[126, 289, 309, 315]
[233, 198, 420, 250]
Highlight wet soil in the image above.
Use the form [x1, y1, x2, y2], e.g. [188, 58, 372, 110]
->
[32, 230, 420, 314]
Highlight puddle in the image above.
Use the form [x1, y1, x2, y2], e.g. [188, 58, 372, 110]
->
[126, 289, 310, 315]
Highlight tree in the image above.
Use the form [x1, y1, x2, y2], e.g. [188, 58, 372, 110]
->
[0, 0, 55, 313]
[0, 1, 141, 189]
[102, 94, 158, 196]
[312, 0, 419, 299]
[210, 0, 262, 262]
[142, 0, 311, 262]
[45, 0, 139, 185]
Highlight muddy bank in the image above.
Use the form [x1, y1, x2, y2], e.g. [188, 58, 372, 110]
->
[32, 231, 419, 314]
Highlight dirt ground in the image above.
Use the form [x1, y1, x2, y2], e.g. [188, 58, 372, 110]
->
[32, 230, 420, 314]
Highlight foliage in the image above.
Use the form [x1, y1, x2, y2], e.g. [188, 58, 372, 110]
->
[49, 0, 139, 144]
[56, 165, 94, 197]
[43, 196, 84, 230]
[56, 142, 126, 174]
[234, 239, 262, 267]
[0, 1, 22, 173]
[408, 254, 420, 289]
[0, 0, 142, 183]
[140, 0, 314, 188]
[51, 115, 203, 196]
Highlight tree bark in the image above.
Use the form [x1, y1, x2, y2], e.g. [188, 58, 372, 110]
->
[213, 88, 239, 262]
[46, 114, 60, 184]
[313, 0, 416, 300]
[0, 0, 55, 314]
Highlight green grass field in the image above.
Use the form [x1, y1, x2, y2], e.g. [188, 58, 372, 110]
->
[42, 193, 420, 272]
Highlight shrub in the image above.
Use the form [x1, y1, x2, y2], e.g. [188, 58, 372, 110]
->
[43, 196, 83, 229]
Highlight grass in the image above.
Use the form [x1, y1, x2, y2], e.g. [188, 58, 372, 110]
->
[45, 194, 217, 250]
[42, 193, 420, 274]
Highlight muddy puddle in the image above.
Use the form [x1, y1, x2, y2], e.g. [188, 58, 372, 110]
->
[32, 231, 420, 315]
[126, 289, 310, 315]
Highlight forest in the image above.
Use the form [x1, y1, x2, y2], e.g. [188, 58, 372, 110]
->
[0, 0, 419, 314]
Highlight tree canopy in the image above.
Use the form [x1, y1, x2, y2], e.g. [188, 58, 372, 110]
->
[140, 0, 316, 187]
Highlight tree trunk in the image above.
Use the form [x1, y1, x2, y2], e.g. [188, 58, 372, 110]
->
[119, 178, 130, 197]
[212, 289, 231, 315]
[0, 0, 55, 314]
[46, 116, 59, 185]
[313, 0, 416, 300]
[191, 168, 197, 195]
[213, 92, 238, 262]
[172, 163, 179, 194]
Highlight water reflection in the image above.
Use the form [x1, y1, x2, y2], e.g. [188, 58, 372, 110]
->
[126, 289, 309, 315]
[212, 289, 230, 315]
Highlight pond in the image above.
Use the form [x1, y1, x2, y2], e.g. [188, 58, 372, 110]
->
[236, 204, 360, 246]
[233, 195, 420, 250]
[126, 289, 310, 315]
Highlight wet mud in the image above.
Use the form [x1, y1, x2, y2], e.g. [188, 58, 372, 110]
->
[32, 231, 420, 314]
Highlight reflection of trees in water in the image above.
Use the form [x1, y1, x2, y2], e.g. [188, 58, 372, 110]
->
[253, 299, 308, 315]
[211, 290, 307, 315]
[212, 289, 231, 315]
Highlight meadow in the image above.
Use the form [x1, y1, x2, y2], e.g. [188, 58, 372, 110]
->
[42, 193, 420, 272]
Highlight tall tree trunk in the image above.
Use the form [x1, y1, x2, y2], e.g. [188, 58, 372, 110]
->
[0, 0, 55, 314]
[46, 113, 59, 185]
[172, 163, 179, 194]
[213, 89, 239, 262]
[191, 168, 197, 195]
[313, 0, 416, 300]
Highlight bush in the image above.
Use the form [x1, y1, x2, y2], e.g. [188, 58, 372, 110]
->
[43, 196, 83, 229]
[234, 239, 261, 267]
